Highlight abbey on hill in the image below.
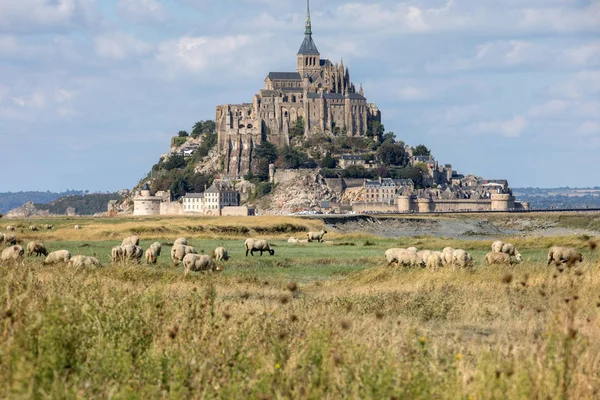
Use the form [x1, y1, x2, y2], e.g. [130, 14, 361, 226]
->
[216, 0, 381, 177]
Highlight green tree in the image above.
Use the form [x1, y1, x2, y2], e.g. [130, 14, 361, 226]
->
[177, 130, 189, 137]
[290, 117, 305, 139]
[382, 132, 396, 144]
[377, 143, 407, 166]
[277, 146, 309, 169]
[367, 121, 385, 139]
[320, 153, 337, 169]
[164, 154, 186, 171]
[202, 120, 216, 133]
[412, 144, 431, 157]
[191, 121, 204, 138]
[254, 141, 278, 164]
[390, 167, 423, 187]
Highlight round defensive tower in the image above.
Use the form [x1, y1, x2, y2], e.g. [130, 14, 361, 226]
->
[416, 197, 434, 213]
[133, 183, 161, 216]
[397, 195, 412, 213]
[491, 193, 515, 211]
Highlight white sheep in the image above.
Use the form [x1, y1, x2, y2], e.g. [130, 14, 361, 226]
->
[145, 247, 159, 264]
[307, 230, 327, 243]
[111, 246, 124, 263]
[1, 245, 24, 262]
[171, 244, 197, 265]
[417, 250, 432, 264]
[441, 247, 455, 266]
[547, 246, 583, 267]
[149, 242, 162, 256]
[485, 252, 516, 265]
[68, 255, 103, 269]
[174, 238, 188, 246]
[451, 249, 474, 269]
[122, 244, 143, 262]
[45, 224, 54, 230]
[121, 236, 140, 247]
[491, 240, 504, 253]
[213, 246, 229, 261]
[245, 238, 274, 256]
[406, 247, 418, 253]
[44, 250, 71, 265]
[385, 248, 423, 267]
[6, 226, 15, 231]
[26, 241, 48, 257]
[183, 254, 221, 275]
[2, 233, 17, 246]
[74, 225, 81, 230]
[288, 237, 299, 243]
[426, 252, 443, 270]
[29, 225, 38, 231]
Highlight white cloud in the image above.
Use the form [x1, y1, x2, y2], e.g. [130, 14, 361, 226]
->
[528, 100, 570, 118]
[117, 0, 167, 24]
[94, 32, 152, 60]
[473, 115, 528, 137]
[551, 69, 600, 99]
[445, 105, 480, 124]
[564, 42, 600, 67]
[0, 0, 98, 33]
[13, 91, 47, 108]
[156, 35, 253, 73]
[397, 86, 429, 101]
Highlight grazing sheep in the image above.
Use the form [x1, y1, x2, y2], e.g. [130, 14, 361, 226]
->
[485, 252, 517, 265]
[26, 241, 48, 257]
[122, 244, 143, 262]
[213, 246, 229, 261]
[149, 242, 162, 256]
[288, 237, 299, 243]
[0, 232, 4, 244]
[1, 245, 25, 262]
[426, 252, 443, 270]
[45, 224, 54, 230]
[111, 246, 124, 263]
[385, 248, 423, 267]
[6, 226, 15, 231]
[121, 235, 140, 247]
[74, 225, 81, 230]
[145, 247, 159, 264]
[68, 255, 103, 269]
[406, 247, 418, 253]
[43, 250, 71, 265]
[3, 234, 17, 246]
[307, 230, 327, 243]
[171, 244, 197, 265]
[491, 240, 504, 253]
[183, 254, 221, 275]
[174, 238, 188, 246]
[298, 239, 309, 244]
[547, 246, 583, 267]
[452, 249, 474, 269]
[29, 225, 38, 231]
[244, 238, 274, 256]
[441, 248, 455, 266]
[417, 250, 432, 264]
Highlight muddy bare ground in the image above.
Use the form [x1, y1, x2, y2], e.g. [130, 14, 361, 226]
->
[316, 212, 600, 239]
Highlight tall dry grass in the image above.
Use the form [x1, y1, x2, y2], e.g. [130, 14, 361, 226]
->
[1, 250, 599, 398]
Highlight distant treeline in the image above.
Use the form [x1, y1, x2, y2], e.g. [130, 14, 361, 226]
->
[0, 191, 84, 214]
[34, 193, 122, 216]
[513, 188, 600, 209]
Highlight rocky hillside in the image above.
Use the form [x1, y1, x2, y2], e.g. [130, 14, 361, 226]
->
[0, 191, 85, 214]
[254, 170, 339, 214]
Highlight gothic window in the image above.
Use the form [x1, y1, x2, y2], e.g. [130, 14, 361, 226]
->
[247, 124, 253, 129]
[239, 124, 245, 129]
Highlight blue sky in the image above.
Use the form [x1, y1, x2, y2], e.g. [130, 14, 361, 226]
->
[0, 0, 599, 191]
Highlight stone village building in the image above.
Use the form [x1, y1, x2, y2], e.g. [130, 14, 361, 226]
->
[216, 0, 381, 177]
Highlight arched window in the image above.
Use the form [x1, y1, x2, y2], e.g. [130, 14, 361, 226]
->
[239, 124, 245, 129]
[247, 124, 253, 129]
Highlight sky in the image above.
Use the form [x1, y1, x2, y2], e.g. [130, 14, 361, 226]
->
[0, 0, 599, 192]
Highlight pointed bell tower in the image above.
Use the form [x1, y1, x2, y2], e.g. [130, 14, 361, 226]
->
[297, 0, 320, 77]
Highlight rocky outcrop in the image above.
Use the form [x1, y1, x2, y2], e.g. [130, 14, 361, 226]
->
[5, 202, 47, 218]
[256, 170, 338, 214]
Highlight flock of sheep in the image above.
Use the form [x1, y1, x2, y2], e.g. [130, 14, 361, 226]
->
[385, 239, 584, 270]
[0, 225, 588, 274]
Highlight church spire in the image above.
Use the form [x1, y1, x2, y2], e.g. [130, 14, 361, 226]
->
[305, 0, 312, 36]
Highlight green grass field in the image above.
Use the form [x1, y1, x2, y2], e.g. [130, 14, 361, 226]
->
[1, 215, 600, 399]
